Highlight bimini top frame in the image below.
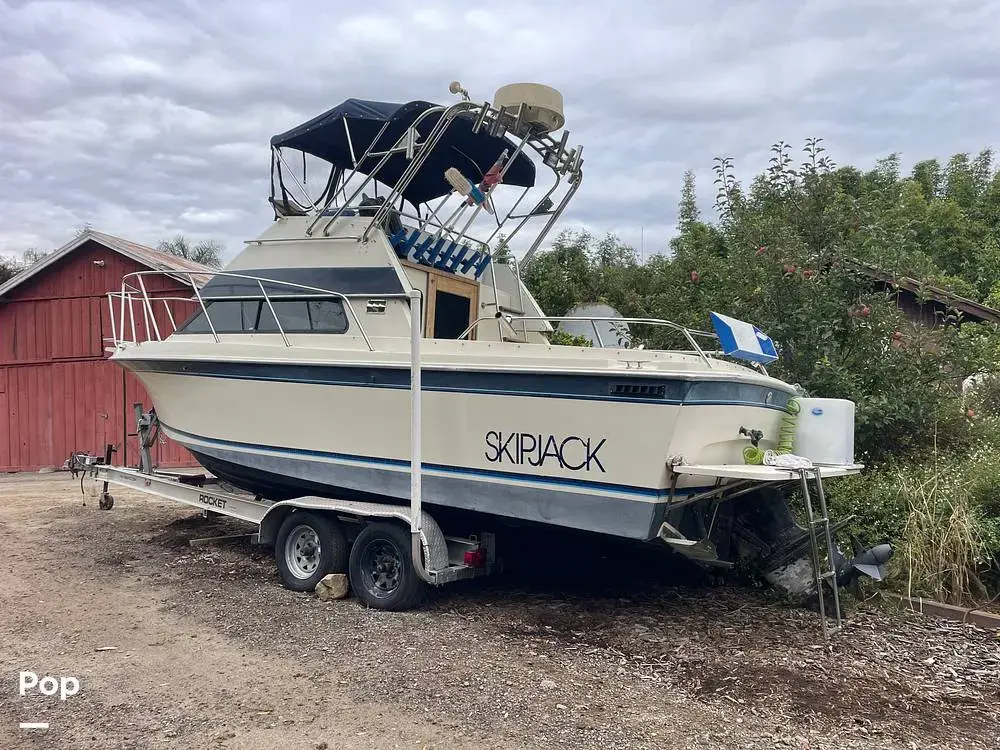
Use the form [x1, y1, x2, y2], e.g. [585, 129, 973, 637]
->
[268, 84, 585, 271]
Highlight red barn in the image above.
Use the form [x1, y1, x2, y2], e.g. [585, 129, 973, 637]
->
[0, 229, 213, 472]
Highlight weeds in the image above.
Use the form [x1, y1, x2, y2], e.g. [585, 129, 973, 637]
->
[828, 419, 1000, 605]
[898, 467, 990, 604]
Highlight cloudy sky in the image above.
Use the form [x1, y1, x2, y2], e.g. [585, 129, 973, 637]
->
[2, 0, 998, 263]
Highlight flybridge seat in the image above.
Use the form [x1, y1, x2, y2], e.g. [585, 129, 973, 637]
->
[389, 226, 492, 280]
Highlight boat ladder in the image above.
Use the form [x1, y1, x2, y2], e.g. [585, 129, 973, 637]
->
[797, 468, 843, 641]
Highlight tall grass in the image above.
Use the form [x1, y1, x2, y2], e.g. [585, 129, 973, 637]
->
[898, 466, 989, 604]
[829, 420, 1000, 605]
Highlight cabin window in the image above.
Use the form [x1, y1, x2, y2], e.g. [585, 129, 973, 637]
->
[177, 298, 349, 334]
[178, 300, 245, 333]
[255, 299, 349, 333]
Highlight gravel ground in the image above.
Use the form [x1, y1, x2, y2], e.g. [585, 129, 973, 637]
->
[1, 473, 998, 750]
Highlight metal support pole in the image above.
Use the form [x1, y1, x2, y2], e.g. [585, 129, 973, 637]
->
[410, 288, 422, 533]
[258, 280, 289, 347]
[118, 287, 126, 345]
[107, 294, 117, 345]
[136, 274, 162, 341]
[408, 288, 433, 583]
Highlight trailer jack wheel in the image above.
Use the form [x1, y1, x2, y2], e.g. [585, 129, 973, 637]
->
[274, 512, 348, 592]
[349, 522, 427, 611]
[98, 493, 115, 511]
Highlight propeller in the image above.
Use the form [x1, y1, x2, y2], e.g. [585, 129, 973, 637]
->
[832, 539, 894, 584]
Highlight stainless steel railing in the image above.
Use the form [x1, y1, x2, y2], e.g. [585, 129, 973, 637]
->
[456, 314, 720, 368]
[108, 270, 410, 352]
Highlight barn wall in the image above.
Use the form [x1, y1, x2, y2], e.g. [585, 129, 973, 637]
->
[0, 240, 201, 471]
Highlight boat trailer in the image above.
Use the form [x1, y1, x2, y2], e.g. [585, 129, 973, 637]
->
[69, 409, 496, 612]
[69, 408, 892, 641]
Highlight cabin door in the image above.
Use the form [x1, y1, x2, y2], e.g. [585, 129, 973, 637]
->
[425, 273, 479, 339]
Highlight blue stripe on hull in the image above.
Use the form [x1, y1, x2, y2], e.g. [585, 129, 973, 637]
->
[178, 433, 674, 540]
[163, 421, 694, 500]
[125, 358, 794, 410]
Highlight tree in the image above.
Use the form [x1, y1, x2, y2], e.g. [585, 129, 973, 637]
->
[520, 139, 1000, 463]
[20, 248, 50, 266]
[157, 235, 225, 267]
[491, 234, 514, 264]
[0, 255, 22, 285]
[677, 170, 700, 231]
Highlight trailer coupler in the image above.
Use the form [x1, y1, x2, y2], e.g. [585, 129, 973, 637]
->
[67, 444, 118, 509]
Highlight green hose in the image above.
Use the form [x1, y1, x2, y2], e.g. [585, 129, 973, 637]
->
[743, 397, 800, 465]
[776, 397, 800, 453]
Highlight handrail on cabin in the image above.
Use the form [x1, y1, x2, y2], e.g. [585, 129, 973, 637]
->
[456, 314, 719, 369]
[112, 269, 411, 352]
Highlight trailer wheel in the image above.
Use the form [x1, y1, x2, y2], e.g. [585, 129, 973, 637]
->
[274, 512, 348, 592]
[349, 522, 427, 611]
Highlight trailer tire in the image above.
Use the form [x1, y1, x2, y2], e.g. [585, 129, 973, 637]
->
[349, 522, 427, 611]
[275, 512, 348, 592]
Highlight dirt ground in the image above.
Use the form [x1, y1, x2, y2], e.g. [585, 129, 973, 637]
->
[1, 474, 998, 750]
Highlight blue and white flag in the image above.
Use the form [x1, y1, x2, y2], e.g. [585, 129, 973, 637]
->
[709, 311, 779, 364]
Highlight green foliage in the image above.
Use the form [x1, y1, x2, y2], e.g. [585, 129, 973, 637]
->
[828, 420, 1000, 603]
[520, 140, 1000, 601]
[524, 140, 1000, 464]
[548, 329, 593, 347]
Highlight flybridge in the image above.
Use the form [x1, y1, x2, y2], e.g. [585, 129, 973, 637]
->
[266, 82, 585, 279]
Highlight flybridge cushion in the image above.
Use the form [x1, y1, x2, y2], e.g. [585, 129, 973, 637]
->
[389, 227, 491, 279]
[709, 311, 779, 364]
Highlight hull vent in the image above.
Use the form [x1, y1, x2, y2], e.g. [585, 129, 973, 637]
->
[609, 383, 667, 399]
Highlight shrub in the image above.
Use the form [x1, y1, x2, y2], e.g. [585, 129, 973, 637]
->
[827, 422, 1000, 604]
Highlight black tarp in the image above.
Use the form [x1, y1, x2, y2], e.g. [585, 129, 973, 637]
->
[270, 98, 535, 206]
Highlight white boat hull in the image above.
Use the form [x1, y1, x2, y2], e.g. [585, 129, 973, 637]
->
[121, 354, 796, 540]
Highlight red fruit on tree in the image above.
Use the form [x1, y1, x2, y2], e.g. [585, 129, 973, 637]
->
[861, 305, 871, 317]
[690, 271, 699, 283]
[892, 331, 903, 341]
[967, 409, 976, 419]
[755, 246, 767, 256]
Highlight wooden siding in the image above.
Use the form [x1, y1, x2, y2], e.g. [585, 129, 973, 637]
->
[0, 239, 201, 471]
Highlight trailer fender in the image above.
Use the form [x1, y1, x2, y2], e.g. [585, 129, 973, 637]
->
[258, 506, 295, 546]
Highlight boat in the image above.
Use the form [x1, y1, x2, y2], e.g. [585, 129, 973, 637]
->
[106, 81, 891, 599]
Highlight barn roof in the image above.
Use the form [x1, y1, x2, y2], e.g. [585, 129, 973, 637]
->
[848, 259, 1000, 325]
[0, 229, 216, 298]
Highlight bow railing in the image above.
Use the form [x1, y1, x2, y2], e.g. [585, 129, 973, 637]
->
[106, 270, 408, 352]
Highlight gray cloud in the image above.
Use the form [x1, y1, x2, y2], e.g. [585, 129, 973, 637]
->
[1, 0, 998, 261]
